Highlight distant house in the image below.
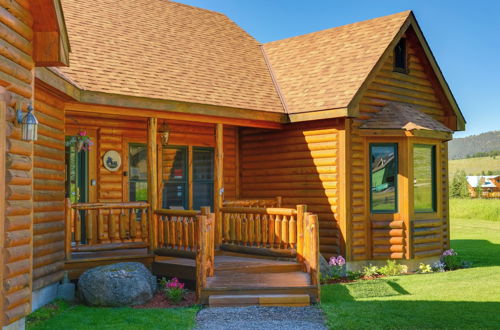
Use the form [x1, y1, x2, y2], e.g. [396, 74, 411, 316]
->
[466, 176, 500, 198]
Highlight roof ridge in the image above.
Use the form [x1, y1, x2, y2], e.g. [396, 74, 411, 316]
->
[168, 0, 226, 17]
[265, 10, 412, 45]
[260, 45, 289, 114]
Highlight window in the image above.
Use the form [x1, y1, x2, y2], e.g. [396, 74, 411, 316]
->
[394, 38, 407, 73]
[413, 144, 436, 212]
[129, 143, 148, 201]
[370, 144, 398, 213]
[162, 147, 188, 209]
[193, 148, 214, 210]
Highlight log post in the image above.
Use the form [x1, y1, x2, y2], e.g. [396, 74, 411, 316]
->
[214, 123, 223, 247]
[296, 205, 307, 262]
[195, 214, 208, 303]
[309, 214, 320, 302]
[147, 118, 158, 252]
[64, 198, 72, 259]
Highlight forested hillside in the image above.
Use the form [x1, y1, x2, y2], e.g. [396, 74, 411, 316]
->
[449, 131, 500, 159]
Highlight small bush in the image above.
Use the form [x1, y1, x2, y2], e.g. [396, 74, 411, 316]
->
[362, 264, 380, 278]
[432, 261, 446, 272]
[441, 249, 471, 270]
[417, 263, 433, 274]
[378, 260, 408, 276]
[160, 277, 187, 303]
[346, 271, 363, 281]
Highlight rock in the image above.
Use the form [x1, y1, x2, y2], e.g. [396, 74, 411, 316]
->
[77, 262, 157, 306]
[320, 254, 333, 277]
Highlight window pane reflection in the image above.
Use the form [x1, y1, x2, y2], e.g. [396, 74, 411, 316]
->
[370, 144, 398, 213]
[413, 144, 436, 212]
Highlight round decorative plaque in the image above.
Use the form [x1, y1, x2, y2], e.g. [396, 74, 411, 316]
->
[103, 150, 121, 172]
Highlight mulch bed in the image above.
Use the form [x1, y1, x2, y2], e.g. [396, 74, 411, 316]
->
[322, 274, 386, 284]
[134, 291, 196, 309]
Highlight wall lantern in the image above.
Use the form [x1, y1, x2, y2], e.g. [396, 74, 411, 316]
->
[159, 122, 170, 145]
[17, 103, 39, 141]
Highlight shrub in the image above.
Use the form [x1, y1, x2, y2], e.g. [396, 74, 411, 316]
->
[362, 264, 380, 278]
[378, 260, 408, 276]
[346, 271, 363, 281]
[432, 261, 446, 272]
[417, 263, 433, 274]
[441, 249, 471, 270]
[160, 277, 187, 303]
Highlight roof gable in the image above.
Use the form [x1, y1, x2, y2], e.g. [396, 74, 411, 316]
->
[264, 11, 411, 115]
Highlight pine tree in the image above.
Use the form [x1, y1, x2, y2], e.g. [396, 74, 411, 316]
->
[450, 170, 469, 198]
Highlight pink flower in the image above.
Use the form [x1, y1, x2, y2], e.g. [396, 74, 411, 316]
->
[442, 249, 456, 257]
[329, 256, 337, 266]
[79, 130, 87, 136]
[336, 256, 346, 266]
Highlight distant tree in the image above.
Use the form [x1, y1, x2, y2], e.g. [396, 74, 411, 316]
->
[450, 170, 469, 198]
[487, 170, 493, 175]
[475, 179, 483, 198]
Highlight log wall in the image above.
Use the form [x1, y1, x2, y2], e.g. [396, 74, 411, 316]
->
[348, 28, 452, 261]
[32, 86, 66, 290]
[64, 115, 237, 204]
[0, 0, 35, 325]
[239, 119, 342, 260]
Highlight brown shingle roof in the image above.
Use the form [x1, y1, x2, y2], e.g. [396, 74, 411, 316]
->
[59, 0, 284, 113]
[263, 11, 411, 114]
[360, 102, 453, 132]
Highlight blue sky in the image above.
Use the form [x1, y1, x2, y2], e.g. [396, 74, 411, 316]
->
[177, 0, 500, 138]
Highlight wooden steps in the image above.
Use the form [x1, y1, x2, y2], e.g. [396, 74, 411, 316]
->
[152, 253, 317, 306]
[209, 294, 310, 307]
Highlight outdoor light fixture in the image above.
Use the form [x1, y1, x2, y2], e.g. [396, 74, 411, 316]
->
[17, 103, 39, 141]
[159, 122, 170, 145]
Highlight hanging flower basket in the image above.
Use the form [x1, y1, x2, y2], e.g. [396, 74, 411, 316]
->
[66, 130, 93, 152]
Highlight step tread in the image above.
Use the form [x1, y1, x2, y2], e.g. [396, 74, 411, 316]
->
[207, 271, 311, 288]
[209, 294, 310, 307]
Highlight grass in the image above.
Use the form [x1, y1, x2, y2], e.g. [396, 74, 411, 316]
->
[27, 305, 199, 330]
[321, 216, 500, 329]
[450, 197, 500, 221]
[449, 156, 500, 176]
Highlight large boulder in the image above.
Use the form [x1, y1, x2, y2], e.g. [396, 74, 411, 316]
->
[78, 262, 157, 306]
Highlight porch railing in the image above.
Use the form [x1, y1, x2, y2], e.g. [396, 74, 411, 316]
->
[153, 207, 210, 252]
[65, 199, 150, 259]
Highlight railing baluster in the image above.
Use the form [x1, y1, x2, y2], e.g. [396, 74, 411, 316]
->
[268, 214, 274, 248]
[183, 218, 189, 250]
[75, 210, 81, 245]
[120, 209, 127, 241]
[282, 215, 289, 249]
[255, 214, 261, 247]
[289, 215, 296, 249]
[141, 208, 148, 241]
[129, 209, 137, 241]
[262, 214, 268, 248]
[158, 215, 164, 247]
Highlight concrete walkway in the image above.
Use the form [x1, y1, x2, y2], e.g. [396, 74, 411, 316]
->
[195, 306, 327, 330]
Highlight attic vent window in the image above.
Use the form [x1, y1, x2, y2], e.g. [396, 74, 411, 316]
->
[394, 38, 408, 73]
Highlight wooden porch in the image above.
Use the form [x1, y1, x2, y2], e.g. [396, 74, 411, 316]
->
[63, 200, 320, 305]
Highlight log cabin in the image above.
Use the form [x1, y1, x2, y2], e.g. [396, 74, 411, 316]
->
[0, 0, 466, 326]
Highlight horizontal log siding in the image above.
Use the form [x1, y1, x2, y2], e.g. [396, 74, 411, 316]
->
[65, 115, 237, 204]
[0, 0, 34, 325]
[239, 120, 342, 259]
[351, 31, 451, 261]
[33, 87, 65, 290]
[441, 142, 450, 249]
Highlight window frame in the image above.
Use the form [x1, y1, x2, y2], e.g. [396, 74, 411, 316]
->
[192, 146, 215, 210]
[369, 143, 399, 214]
[128, 142, 148, 202]
[393, 37, 408, 74]
[162, 145, 189, 209]
[413, 143, 437, 214]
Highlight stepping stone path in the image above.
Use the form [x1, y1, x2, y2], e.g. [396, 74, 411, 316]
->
[195, 306, 326, 330]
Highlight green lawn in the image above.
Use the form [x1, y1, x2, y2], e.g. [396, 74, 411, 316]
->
[28, 305, 199, 330]
[450, 198, 500, 221]
[321, 217, 500, 329]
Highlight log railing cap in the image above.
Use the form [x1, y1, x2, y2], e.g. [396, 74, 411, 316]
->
[71, 202, 149, 210]
[154, 209, 201, 217]
[220, 206, 297, 216]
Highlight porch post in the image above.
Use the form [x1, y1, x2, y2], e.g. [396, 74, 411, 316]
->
[147, 118, 158, 252]
[214, 123, 224, 246]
